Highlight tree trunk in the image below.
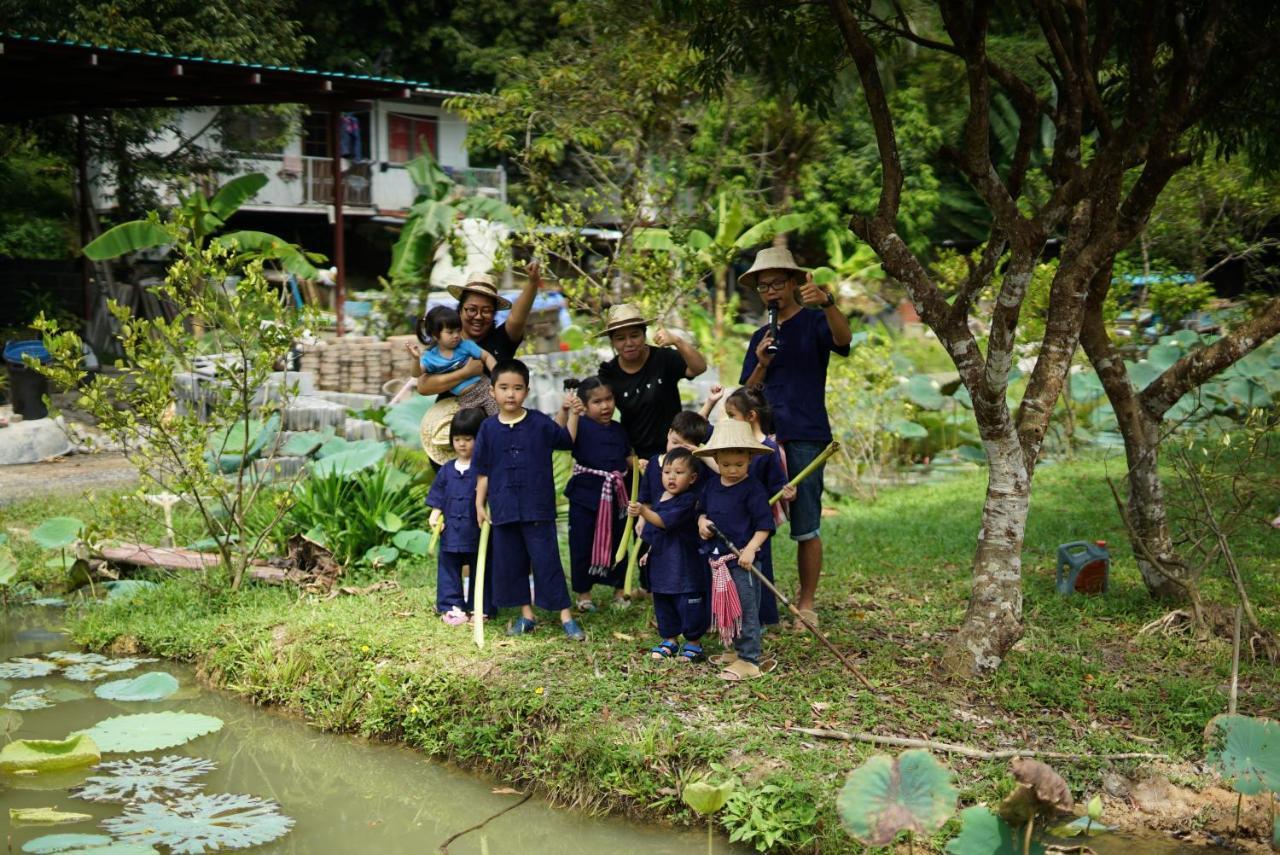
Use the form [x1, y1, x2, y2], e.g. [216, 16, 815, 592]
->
[942, 426, 1029, 674]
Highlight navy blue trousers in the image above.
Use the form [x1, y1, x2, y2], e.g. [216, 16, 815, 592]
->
[437, 549, 496, 616]
[758, 544, 779, 626]
[568, 501, 626, 595]
[489, 520, 571, 612]
[653, 591, 710, 642]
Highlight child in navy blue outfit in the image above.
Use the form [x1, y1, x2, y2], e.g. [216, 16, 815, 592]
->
[425, 407, 495, 625]
[723, 387, 794, 627]
[560, 377, 634, 612]
[474, 360, 586, 641]
[628, 447, 707, 662]
[694, 420, 775, 681]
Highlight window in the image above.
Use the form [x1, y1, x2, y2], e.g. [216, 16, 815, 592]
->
[300, 111, 371, 159]
[387, 113, 438, 164]
[222, 110, 288, 155]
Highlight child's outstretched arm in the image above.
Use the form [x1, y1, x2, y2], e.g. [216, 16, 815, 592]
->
[627, 500, 664, 529]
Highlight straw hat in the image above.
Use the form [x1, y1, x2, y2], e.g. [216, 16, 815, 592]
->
[447, 272, 513, 310]
[694, 419, 773, 458]
[420, 397, 461, 465]
[595, 303, 656, 338]
[737, 246, 806, 290]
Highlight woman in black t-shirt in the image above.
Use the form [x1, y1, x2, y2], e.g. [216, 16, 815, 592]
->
[596, 304, 708, 459]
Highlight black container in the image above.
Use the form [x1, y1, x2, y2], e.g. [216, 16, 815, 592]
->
[4, 340, 51, 420]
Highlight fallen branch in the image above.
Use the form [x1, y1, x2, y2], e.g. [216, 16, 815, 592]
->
[781, 727, 1169, 761]
[438, 791, 532, 853]
[96, 542, 285, 584]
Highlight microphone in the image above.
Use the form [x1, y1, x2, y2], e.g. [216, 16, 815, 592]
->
[765, 300, 780, 355]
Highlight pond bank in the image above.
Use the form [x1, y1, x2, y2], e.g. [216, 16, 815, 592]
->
[37, 458, 1280, 851]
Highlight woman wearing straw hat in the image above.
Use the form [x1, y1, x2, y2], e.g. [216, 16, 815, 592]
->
[738, 246, 852, 630]
[597, 304, 708, 459]
[415, 266, 542, 466]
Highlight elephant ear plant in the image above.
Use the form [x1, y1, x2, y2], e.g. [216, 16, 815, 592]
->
[682, 777, 734, 855]
[838, 749, 958, 854]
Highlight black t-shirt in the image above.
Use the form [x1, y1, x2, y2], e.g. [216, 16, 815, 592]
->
[439, 322, 519, 401]
[598, 346, 689, 458]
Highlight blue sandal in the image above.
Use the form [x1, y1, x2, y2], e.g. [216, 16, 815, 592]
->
[562, 619, 586, 641]
[506, 617, 537, 636]
[650, 640, 678, 660]
[678, 642, 705, 663]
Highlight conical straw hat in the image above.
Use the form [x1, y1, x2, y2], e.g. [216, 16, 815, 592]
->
[738, 246, 806, 290]
[420, 397, 462, 465]
[694, 418, 773, 458]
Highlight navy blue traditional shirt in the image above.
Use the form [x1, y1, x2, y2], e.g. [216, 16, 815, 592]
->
[740, 308, 850, 444]
[751, 437, 788, 500]
[640, 491, 705, 594]
[425, 460, 481, 552]
[473, 409, 574, 525]
[638, 452, 710, 505]
[697, 476, 774, 552]
[564, 417, 632, 509]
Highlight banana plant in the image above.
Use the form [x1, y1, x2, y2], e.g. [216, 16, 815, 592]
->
[84, 174, 322, 279]
[387, 150, 520, 286]
[811, 229, 885, 290]
[635, 191, 806, 337]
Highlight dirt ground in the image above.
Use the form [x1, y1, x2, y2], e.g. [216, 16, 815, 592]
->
[0, 452, 139, 506]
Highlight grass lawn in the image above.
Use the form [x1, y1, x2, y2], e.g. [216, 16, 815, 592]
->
[3, 454, 1278, 851]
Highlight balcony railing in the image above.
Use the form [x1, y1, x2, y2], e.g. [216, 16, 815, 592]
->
[303, 157, 373, 207]
[443, 166, 506, 203]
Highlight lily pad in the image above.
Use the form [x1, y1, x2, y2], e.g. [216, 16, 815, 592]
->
[45, 652, 109, 666]
[102, 792, 295, 853]
[95, 673, 179, 703]
[78, 712, 223, 753]
[838, 750, 958, 846]
[0, 734, 101, 773]
[945, 806, 1045, 855]
[1204, 713, 1280, 795]
[5, 689, 54, 710]
[31, 598, 68, 607]
[391, 529, 432, 556]
[64, 659, 158, 683]
[73, 755, 216, 803]
[31, 517, 86, 549]
[10, 807, 95, 826]
[0, 658, 60, 679]
[1046, 815, 1115, 837]
[682, 780, 734, 815]
[22, 834, 113, 853]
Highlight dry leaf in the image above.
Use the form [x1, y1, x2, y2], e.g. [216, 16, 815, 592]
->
[612, 632, 635, 642]
[491, 787, 522, 795]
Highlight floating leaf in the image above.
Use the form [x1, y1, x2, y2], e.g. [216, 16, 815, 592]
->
[95, 673, 179, 702]
[5, 689, 53, 710]
[10, 807, 95, 826]
[64, 659, 157, 683]
[1046, 815, 1115, 837]
[1204, 714, 1280, 795]
[102, 792, 295, 854]
[22, 833, 112, 853]
[0, 658, 59, 679]
[72, 755, 216, 803]
[392, 529, 432, 556]
[838, 750, 958, 846]
[682, 780, 734, 815]
[45, 652, 108, 666]
[945, 806, 1044, 855]
[0, 734, 101, 773]
[78, 712, 223, 753]
[31, 518, 86, 550]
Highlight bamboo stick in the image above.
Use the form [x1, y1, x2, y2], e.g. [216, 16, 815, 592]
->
[472, 516, 492, 649]
[614, 463, 642, 564]
[770, 441, 840, 506]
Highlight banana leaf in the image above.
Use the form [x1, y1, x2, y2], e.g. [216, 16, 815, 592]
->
[83, 222, 171, 260]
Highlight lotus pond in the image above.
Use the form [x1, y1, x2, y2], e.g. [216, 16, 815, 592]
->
[0, 607, 728, 854]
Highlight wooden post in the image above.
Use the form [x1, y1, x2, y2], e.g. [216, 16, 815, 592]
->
[327, 109, 346, 337]
[76, 113, 92, 325]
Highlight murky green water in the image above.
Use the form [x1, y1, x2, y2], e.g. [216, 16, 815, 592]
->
[1, 608, 727, 853]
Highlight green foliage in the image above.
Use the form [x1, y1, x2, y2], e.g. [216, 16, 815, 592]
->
[0, 734, 100, 774]
[30, 517, 85, 550]
[288, 462, 429, 568]
[101, 793, 294, 854]
[837, 750, 958, 846]
[1149, 278, 1216, 330]
[1204, 714, 1280, 796]
[721, 777, 819, 852]
[0, 129, 74, 260]
[72, 755, 217, 803]
[94, 672, 180, 702]
[945, 806, 1044, 855]
[683, 779, 734, 815]
[78, 712, 223, 753]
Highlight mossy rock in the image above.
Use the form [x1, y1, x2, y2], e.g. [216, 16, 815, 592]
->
[0, 734, 101, 774]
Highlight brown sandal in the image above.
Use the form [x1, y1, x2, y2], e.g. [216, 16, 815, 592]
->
[719, 659, 763, 681]
[709, 651, 738, 666]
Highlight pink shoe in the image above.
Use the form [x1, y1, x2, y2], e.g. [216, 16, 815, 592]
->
[441, 607, 468, 626]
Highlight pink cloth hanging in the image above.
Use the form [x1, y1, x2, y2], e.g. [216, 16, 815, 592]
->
[709, 553, 743, 640]
[572, 462, 629, 575]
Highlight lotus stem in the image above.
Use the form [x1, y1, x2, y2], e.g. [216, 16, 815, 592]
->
[472, 516, 491, 649]
[428, 516, 444, 555]
[615, 463, 642, 564]
[770, 441, 839, 505]
[1023, 816, 1034, 855]
[623, 526, 642, 596]
[706, 819, 713, 855]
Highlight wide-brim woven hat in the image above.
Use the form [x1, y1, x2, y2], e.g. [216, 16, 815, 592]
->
[694, 419, 773, 458]
[737, 246, 806, 290]
[447, 272, 513, 310]
[420, 397, 462, 465]
[595, 303, 657, 338]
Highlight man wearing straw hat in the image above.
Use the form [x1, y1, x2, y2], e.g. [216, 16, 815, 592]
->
[739, 246, 852, 629]
[416, 266, 542, 466]
[597, 304, 708, 459]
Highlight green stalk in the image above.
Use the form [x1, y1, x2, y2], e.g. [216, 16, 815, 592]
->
[615, 464, 642, 564]
[1023, 816, 1034, 855]
[769, 441, 840, 505]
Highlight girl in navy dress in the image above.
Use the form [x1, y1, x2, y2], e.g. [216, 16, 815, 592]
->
[694, 420, 775, 681]
[628, 447, 708, 662]
[723, 387, 795, 627]
[560, 377, 635, 612]
[474, 360, 585, 641]
[425, 408, 495, 625]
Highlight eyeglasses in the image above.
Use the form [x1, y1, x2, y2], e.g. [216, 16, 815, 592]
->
[462, 305, 495, 319]
[756, 279, 789, 293]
